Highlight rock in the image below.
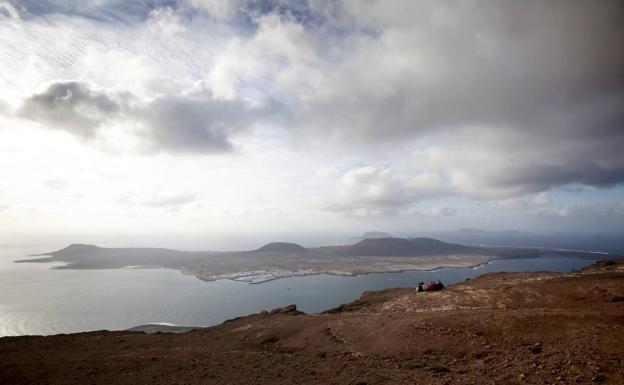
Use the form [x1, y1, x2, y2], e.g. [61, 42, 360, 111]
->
[609, 295, 624, 302]
[269, 304, 302, 314]
[473, 351, 487, 359]
[261, 336, 279, 344]
[531, 343, 542, 354]
[429, 366, 450, 374]
[407, 360, 425, 369]
[591, 374, 606, 383]
[351, 373, 385, 385]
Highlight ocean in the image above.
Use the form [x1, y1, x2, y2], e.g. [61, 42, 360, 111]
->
[0, 245, 596, 336]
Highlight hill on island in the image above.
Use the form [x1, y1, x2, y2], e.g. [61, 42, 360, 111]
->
[20, 244, 200, 269]
[254, 242, 308, 253]
[42, 243, 103, 256]
[341, 237, 481, 257]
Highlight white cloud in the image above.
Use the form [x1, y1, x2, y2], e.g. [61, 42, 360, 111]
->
[117, 191, 197, 212]
[42, 178, 69, 190]
[186, 0, 240, 20]
[531, 192, 551, 207]
[0, 1, 18, 19]
[207, 13, 321, 99]
[400, 206, 457, 217]
[497, 191, 552, 211]
[0, 0, 622, 242]
[426, 206, 457, 217]
[148, 7, 186, 37]
[320, 164, 447, 216]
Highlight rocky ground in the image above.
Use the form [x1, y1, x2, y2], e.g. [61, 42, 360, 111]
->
[1, 260, 623, 385]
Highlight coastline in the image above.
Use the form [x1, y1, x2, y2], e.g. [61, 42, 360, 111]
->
[44, 254, 498, 284]
[14, 253, 612, 285]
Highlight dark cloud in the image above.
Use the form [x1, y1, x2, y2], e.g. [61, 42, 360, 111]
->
[19, 81, 119, 137]
[440, 95, 624, 196]
[18, 80, 281, 154]
[302, 0, 624, 138]
[138, 96, 242, 154]
[137, 92, 286, 154]
[193, 1, 623, 195]
[287, 0, 624, 195]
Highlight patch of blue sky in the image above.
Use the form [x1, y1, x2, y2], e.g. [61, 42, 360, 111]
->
[10, 0, 177, 23]
[548, 184, 624, 207]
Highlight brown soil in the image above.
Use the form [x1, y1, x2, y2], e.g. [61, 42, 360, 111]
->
[2, 260, 623, 385]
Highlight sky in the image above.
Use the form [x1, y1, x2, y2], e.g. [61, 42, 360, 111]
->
[0, 0, 623, 249]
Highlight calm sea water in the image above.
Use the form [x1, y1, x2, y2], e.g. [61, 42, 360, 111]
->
[0, 245, 596, 336]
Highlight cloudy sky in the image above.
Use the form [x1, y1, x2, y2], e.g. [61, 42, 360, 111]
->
[0, 0, 623, 249]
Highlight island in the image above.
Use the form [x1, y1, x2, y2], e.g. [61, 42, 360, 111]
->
[15, 237, 618, 283]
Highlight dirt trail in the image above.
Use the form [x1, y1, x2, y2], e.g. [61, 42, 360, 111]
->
[2, 260, 623, 385]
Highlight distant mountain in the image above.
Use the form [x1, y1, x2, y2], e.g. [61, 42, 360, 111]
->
[341, 237, 480, 257]
[440, 229, 624, 254]
[42, 243, 181, 257]
[254, 242, 308, 253]
[19, 244, 199, 268]
[362, 231, 393, 239]
[43, 243, 103, 256]
[350, 231, 393, 240]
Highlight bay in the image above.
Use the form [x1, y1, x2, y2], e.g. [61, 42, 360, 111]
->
[0, 245, 595, 336]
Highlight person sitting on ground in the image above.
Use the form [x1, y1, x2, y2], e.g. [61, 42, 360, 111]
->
[426, 281, 437, 291]
[417, 282, 424, 292]
[435, 280, 445, 291]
